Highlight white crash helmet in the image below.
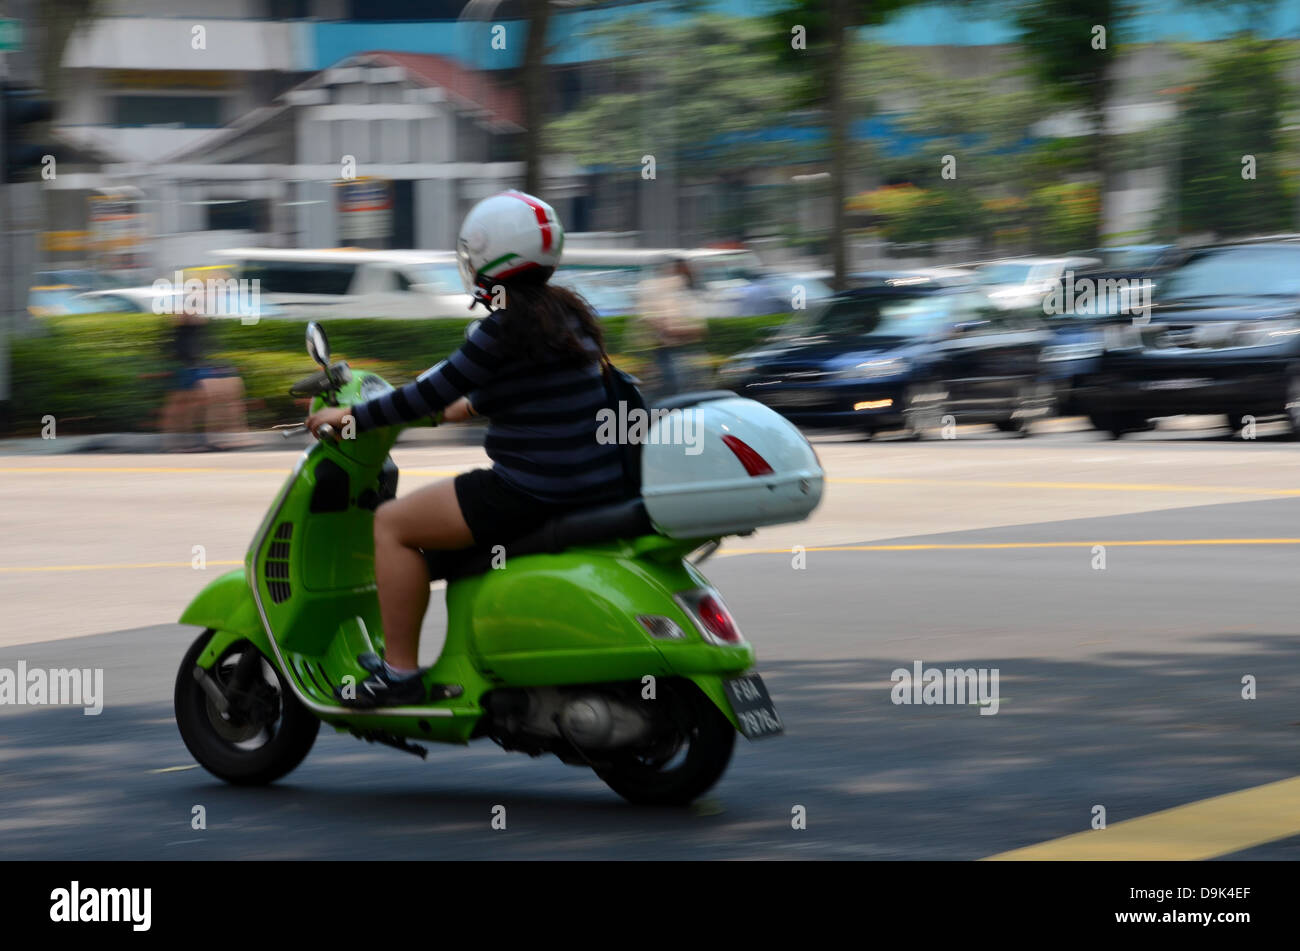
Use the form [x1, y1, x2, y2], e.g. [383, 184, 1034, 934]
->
[456, 190, 564, 304]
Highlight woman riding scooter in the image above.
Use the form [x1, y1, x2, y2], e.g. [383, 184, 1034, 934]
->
[306, 191, 626, 708]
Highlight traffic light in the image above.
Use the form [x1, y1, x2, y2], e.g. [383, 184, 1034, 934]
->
[1, 82, 54, 183]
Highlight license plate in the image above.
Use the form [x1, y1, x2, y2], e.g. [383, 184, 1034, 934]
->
[762, 389, 823, 408]
[723, 673, 784, 739]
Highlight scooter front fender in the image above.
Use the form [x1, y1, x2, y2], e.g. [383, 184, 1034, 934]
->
[179, 568, 272, 668]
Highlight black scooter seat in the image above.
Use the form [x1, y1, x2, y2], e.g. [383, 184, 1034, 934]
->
[432, 498, 654, 582]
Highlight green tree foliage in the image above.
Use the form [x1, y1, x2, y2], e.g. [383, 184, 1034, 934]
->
[1008, 0, 1125, 244]
[1172, 36, 1295, 237]
[766, 0, 924, 288]
[547, 13, 794, 185]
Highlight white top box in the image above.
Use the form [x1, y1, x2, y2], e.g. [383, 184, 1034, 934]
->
[639, 396, 824, 539]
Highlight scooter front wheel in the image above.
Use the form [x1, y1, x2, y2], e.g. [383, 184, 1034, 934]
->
[595, 681, 735, 807]
[174, 629, 320, 785]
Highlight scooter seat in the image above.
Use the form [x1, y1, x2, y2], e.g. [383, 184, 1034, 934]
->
[436, 498, 654, 582]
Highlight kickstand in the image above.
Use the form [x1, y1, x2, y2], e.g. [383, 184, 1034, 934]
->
[349, 728, 428, 760]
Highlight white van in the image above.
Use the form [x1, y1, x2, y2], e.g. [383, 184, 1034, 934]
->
[213, 249, 476, 320]
[557, 247, 764, 318]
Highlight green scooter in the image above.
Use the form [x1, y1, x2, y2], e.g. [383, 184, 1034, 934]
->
[175, 322, 819, 805]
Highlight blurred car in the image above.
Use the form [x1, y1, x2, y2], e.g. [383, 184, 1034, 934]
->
[735, 268, 974, 316]
[550, 266, 640, 316]
[975, 256, 1100, 310]
[1069, 245, 1179, 271]
[213, 249, 474, 319]
[562, 247, 767, 317]
[74, 280, 285, 320]
[735, 271, 836, 316]
[717, 284, 1056, 438]
[1072, 240, 1300, 437]
[847, 267, 976, 290]
[1038, 249, 1183, 414]
[28, 269, 122, 316]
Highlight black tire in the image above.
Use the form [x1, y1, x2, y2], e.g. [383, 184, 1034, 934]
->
[997, 383, 1056, 436]
[174, 630, 320, 786]
[595, 681, 736, 807]
[1089, 412, 1146, 440]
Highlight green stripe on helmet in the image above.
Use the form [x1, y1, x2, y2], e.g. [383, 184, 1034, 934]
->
[479, 252, 519, 276]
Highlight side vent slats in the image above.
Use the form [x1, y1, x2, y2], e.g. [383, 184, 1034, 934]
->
[264, 521, 293, 603]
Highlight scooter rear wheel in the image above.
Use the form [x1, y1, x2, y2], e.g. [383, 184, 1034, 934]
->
[595, 681, 735, 807]
[174, 630, 320, 785]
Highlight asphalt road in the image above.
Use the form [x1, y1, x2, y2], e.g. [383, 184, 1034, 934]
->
[2, 419, 1299, 859]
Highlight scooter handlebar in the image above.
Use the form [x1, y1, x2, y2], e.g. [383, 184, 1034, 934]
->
[273, 422, 336, 441]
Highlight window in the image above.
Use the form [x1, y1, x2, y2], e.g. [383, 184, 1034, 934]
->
[811, 299, 882, 336]
[871, 296, 965, 338]
[205, 199, 267, 233]
[238, 261, 358, 296]
[976, 263, 1034, 286]
[405, 262, 462, 293]
[1160, 247, 1300, 299]
[113, 96, 222, 128]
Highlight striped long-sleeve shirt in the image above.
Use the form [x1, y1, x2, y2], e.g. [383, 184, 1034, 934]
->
[350, 308, 627, 505]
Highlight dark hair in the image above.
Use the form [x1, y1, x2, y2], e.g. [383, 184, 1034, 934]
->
[493, 274, 606, 364]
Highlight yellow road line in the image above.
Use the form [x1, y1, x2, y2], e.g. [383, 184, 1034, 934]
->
[985, 775, 1300, 860]
[830, 476, 1300, 496]
[149, 765, 198, 774]
[721, 538, 1300, 555]
[4, 539, 1299, 574]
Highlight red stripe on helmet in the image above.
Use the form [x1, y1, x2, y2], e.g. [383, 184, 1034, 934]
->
[512, 192, 553, 252]
[493, 260, 544, 281]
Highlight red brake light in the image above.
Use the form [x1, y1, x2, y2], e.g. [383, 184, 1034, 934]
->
[696, 593, 741, 644]
[721, 435, 774, 476]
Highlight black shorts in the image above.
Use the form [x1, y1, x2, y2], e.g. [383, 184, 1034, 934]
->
[421, 468, 574, 582]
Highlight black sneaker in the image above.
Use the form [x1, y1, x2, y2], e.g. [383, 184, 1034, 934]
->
[337, 654, 463, 708]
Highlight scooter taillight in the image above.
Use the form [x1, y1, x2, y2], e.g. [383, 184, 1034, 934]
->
[675, 588, 745, 646]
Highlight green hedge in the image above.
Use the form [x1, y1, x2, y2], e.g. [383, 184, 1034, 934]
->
[10, 313, 789, 436]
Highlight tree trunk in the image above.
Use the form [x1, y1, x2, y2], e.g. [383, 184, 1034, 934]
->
[828, 0, 851, 291]
[1091, 62, 1112, 246]
[522, 0, 553, 197]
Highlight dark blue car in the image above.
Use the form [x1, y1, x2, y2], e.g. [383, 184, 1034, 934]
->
[717, 285, 1056, 438]
[1072, 240, 1300, 437]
